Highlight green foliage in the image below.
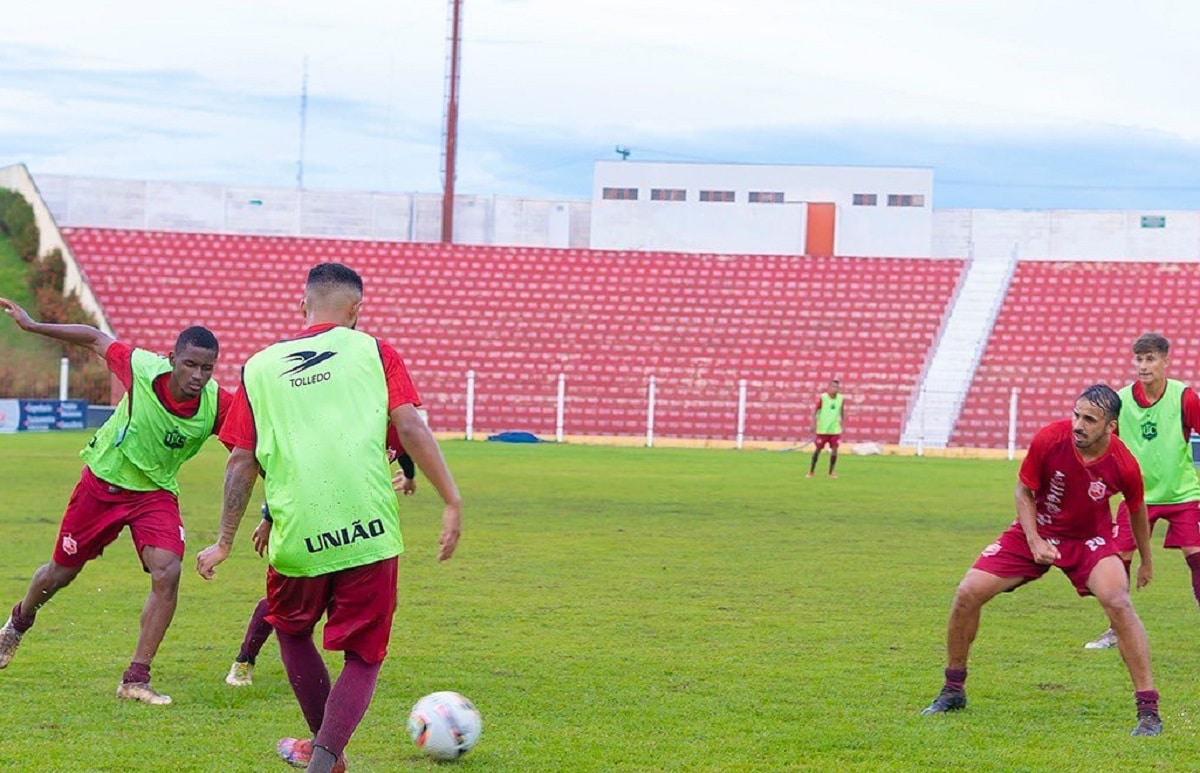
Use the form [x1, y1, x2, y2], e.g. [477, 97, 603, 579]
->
[0, 439, 1197, 771]
[0, 187, 39, 261]
[0, 241, 109, 403]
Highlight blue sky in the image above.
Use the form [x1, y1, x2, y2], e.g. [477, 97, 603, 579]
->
[3, 0, 1199, 209]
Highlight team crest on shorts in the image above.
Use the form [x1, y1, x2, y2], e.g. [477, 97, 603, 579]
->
[981, 542, 1002, 557]
[61, 534, 78, 556]
[1088, 480, 1107, 501]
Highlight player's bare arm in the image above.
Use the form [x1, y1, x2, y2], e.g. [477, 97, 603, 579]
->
[1015, 481, 1059, 564]
[0, 296, 115, 357]
[1128, 500, 1153, 590]
[196, 446, 261, 579]
[391, 403, 462, 562]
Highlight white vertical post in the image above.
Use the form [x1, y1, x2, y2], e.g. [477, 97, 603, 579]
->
[59, 357, 69, 401]
[646, 375, 657, 448]
[916, 387, 926, 457]
[1007, 387, 1019, 461]
[465, 370, 475, 441]
[555, 373, 565, 443]
[736, 379, 747, 450]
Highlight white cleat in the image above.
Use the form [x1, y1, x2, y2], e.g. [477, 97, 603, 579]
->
[225, 660, 254, 686]
[116, 681, 173, 705]
[1084, 628, 1118, 650]
[0, 619, 24, 669]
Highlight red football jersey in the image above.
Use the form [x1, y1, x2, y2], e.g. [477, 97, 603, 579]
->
[1018, 420, 1145, 540]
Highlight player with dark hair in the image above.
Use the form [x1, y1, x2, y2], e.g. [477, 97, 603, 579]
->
[808, 378, 845, 478]
[196, 262, 462, 773]
[1084, 333, 1200, 650]
[0, 298, 232, 704]
[922, 384, 1163, 737]
[225, 440, 417, 687]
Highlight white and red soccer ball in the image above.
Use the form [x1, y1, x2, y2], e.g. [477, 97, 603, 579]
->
[407, 691, 483, 761]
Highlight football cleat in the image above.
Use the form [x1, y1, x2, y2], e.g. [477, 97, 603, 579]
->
[1131, 711, 1163, 737]
[116, 681, 172, 705]
[277, 738, 346, 772]
[1084, 628, 1119, 650]
[0, 618, 24, 669]
[921, 687, 967, 715]
[225, 660, 254, 686]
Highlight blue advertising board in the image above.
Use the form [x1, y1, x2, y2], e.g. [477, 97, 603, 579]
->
[0, 399, 89, 432]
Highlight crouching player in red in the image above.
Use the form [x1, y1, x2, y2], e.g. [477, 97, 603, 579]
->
[922, 384, 1162, 736]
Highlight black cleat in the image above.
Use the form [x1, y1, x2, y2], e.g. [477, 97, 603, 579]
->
[921, 687, 967, 715]
[1131, 711, 1162, 737]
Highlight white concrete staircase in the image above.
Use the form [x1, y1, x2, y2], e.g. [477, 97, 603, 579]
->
[901, 247, 1018, 449]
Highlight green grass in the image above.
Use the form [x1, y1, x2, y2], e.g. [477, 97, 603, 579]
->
[1, 436, 1199, 771]
[0, 234, 52, 356]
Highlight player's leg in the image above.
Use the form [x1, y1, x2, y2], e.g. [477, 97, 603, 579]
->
[1087, 555, 1161, 736]
[116, 493, 187, 704]
[270, 568, 334, 749]
[2, 475, 121, 668]
[227, 597, 273, 686]
[1086, 503, 1138, 650]
[116, 546, 180, 705]
[808, 437, 825, 477]
[827, 436, 840, 477]
[923, 568, 1026, 714]
[0, 561, 85, 668]
[314, 558, 397, 761]
[1158, 502, 1200, 616]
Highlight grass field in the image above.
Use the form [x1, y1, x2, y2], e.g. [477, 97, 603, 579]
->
[2, 434, 1199, 771]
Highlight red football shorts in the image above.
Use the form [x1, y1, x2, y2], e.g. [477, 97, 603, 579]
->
[53, 466, 185, 569]
[265, 556, 399, 664]
[1113, 500, 1200, 554]
[972, 524, 1119, 597]
[814, 434, 841, 450]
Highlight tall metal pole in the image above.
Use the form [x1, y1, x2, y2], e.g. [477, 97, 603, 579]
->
[441, 0, 463, 243]
[297, 56, 308, 190]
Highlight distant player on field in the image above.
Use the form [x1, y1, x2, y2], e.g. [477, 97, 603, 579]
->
[196, 263, 462, 773]
[0, 297, 232, 705]
[921, 385, 1163, 737]
[807, 378, 845, 478]
[1084, 333, 1200, 650]
[225, 437, 417, 687]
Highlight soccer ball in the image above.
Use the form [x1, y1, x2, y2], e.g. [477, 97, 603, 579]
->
[407, 691, 483, 760]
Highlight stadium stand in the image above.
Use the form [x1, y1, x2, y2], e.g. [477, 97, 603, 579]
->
[62, 227, 965, 442]
[952, 260, 1200, 449]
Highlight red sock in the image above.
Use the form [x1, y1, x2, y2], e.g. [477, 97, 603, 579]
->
[314, 652, 382, 757]
[9, 602, 34, 634]
[278, 631, 331, 734]
[1186, 553, 1200, 608]
[238, 597, 274, 664]
[944, 668, 967, 692]
[1135, 689, 1160, 716]
[123, 661, 151, 684]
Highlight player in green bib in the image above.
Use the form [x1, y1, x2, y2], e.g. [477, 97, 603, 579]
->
[1084, 333, 1200, 650]
[0, 297, 230, 705]
[808, 378, 847, 478]
[196, 263, 463, 773]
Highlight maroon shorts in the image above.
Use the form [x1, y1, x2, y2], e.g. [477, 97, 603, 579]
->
[1113, 500, 1200, 553]
[814, 434, 841, 450]
[53, 466, 184, 569]
[265, 556, 399, 664]
[972, 524, 1118, 597]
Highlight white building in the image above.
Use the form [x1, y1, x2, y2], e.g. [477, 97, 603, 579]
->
[590, 160, 934, 257]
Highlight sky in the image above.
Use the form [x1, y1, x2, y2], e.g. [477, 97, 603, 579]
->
[3, 0, 1200, 209]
